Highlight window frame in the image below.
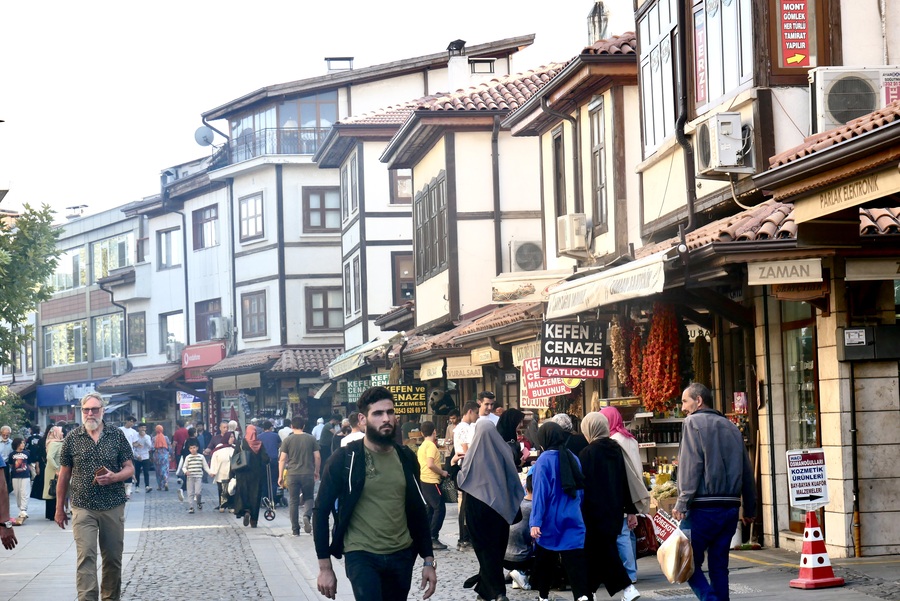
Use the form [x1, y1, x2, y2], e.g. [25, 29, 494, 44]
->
[343, 263, 352, 318]
[691, 0, 755, 113]
[195, 298, 222, 342]
[302, 186, 341, 233]
[239, 193, 265, 242]
[52, 247, 87, 292]
[42, 320, 88, 367]
[159, 311, 185, 353]
[391, 252, 415, 305]
[352, 255, 361, 314]
[637, 0, 680, 154]
[157, 227, 182, 270]
[92, 313, 123, 360]
[128, 312, 146, 356]
[192, 204, 219, 250]
[766, 0, 832, 84]
[589, 98, 609, 233]
[389, 169, 413, 205]
[552, 127, 567, 220]
[306, 287, 343, 333]
[413, 172, 449, 283]
[241, 290, 268, 339]
[91, 233, 135, 282]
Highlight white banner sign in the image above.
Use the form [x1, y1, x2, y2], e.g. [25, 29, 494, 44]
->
[786, 448, 829, 510]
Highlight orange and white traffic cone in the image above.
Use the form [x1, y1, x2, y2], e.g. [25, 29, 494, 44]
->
[789, 511, 845, 589]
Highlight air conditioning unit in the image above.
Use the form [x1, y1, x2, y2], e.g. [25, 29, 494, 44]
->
[110, 357, 129, 376]
[208, 316, 230, 340]
[695, 112, 754, 177]
[809, 66, 899, 134]
[510, 241, 544, 272]
[556, 213, 589, 255]
[166, 342, 185, 363]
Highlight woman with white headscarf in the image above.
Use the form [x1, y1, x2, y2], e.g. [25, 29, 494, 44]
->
[579, 412, 640, 601]
[458, 419, 525, 601]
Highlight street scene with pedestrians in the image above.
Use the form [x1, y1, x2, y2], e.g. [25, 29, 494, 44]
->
[2, 1, 900, 600]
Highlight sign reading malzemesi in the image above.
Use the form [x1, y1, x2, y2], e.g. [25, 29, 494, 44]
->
[539, 320, 605, 379]
[521, 357, 572, 409]
[747, 258, 822, 285]
[386, 385, 427, 415]
[786, 448, 829, 509]
[794, 167, 900, 223]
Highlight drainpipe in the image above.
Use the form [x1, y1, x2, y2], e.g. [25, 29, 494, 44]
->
[227, 178, 237, 355]
[491, 116, 503, 275]
[540, 98, 583, 214]
[762, 286, 779, 547]
[676, 0, 698, 233]
[98, 282, 128, 361]
[276, 165, 288, 345]
[849, 363, 862, 556]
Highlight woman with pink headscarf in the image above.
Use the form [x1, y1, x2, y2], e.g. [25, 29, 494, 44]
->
[599, 407, 650, 584]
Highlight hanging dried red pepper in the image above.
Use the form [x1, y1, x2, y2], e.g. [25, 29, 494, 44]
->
[641, 302, 681, 413]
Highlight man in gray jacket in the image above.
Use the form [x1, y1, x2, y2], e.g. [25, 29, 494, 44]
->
[673, 383, 755, 601]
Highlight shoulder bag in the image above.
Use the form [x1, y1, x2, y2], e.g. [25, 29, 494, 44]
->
[230, 448, 253, 473]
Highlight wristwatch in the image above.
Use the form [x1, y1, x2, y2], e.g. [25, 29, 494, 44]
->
[423, 559, 437, 569]
[1, 520, 13, 528]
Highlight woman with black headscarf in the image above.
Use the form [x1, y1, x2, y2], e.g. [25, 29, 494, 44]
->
[458, 419, 525, 601]
[496, 408, 526, 469]
[579, 412, 641, 601]
[530, 421, 592, 601]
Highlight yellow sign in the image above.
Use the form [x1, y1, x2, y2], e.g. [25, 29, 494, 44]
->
[562, 378, 582, 388]
[471, 346, 500, 366]
[794, 166, 900, 224]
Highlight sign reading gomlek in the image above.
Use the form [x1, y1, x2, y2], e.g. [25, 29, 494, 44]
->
[540, 320, 604, 379]
[786, 448, 829, 508]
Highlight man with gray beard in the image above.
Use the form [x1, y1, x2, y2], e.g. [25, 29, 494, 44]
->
[55, 393, 135, 601]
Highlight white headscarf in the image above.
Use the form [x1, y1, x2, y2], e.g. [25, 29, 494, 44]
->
[458, 419, 525, 524]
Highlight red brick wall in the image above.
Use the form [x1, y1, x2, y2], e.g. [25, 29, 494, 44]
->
[41, 295, 86, 321]
[91, 290, 112, 309]
[42, 368, 90, 384]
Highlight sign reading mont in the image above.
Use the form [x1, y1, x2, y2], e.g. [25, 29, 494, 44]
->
[786, 448, 829, 509]
[539, 320, 605, 379]
[386, 385, 427, 415]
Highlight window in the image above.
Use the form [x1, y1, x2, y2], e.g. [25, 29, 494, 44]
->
[692, 0, 753, 110]
[128, 312, 146, 355]
[341, 166, 350, 221]
[159, 311, 185, 353]
[350, 155, 359, 213]
[392, 253, 415, 305]
[195, 298, 222, 342]
[43, 320, 88, 367]
[306, 287, 342, 332]
[470, 59, 495, 74]
[344, 263, 352, 317]
[192, 205, 219, 250]
[552, 129, 567, 219]
[590, 100, 608, 230]
[239, 194, 264, 241]
[303, 187, 341, 232]
[768, 0, 828, 81]
[638, 0, 679, 152]
[91, 233, 134, 282]
[340, 155, 359, 219]
[157, 228, 182, 269]
[390, 169, 413, 205]
[352, 255, 361, 314]
[413, 172, 448, 281]
[241, 291, 267, 338]
[52, 247, 87, 291]
[93, 314, 123, 360]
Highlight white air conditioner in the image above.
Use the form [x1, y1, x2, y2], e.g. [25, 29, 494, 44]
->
[556, 213, 589, 255]
[208, 316, 230, 340]
[110, 357, 129, 376]
[695, 112, 754, 177]
[166, 342, 185, 363]
[510, 241, 544, 272]
[809, 66, 899, 134]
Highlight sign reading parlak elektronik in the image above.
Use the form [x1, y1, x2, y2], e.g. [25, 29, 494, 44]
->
[539, 320, 605, 379]
[786, 448, 829, 510]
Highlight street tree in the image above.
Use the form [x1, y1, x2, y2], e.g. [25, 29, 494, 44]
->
[0, 204, 60, 370]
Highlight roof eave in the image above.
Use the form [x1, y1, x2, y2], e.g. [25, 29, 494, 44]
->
[381, 111, 508, 168]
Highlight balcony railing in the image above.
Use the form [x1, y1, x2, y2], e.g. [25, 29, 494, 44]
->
[216, 127, 330, 167]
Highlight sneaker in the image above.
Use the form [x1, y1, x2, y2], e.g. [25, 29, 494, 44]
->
[431, 538, 447, 550]
[146, 486, 152, 493]
[622, 584, 641, 601]
[178, 489, 184, 502]
[164, 484, 168, 491]
[188, 507, 194, 514]
[198, 502, 203, 510]
[509, 570, 530, 591]
[303, 515, 312, 534]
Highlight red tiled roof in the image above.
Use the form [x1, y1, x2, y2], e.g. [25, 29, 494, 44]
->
[205, 349, 283, 377]
[452, 302, 543, 338]
[96, 364, 183, 393]
[271, 347, 343, 376]
[339, 96, 442, 126]
[581, 32, 637, 56]
[5, 380, 37, 397]
[423, 63, 568, 112]
[770, 99, 900, 168]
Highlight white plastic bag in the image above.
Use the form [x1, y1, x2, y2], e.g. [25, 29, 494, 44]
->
[657, 528, 695, 584]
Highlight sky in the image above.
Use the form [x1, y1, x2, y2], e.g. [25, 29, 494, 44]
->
[0, 1, 634, 220]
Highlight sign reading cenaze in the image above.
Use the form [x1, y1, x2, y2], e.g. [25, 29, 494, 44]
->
[786, 448, 829, 509]
[539, 320, 605, 379]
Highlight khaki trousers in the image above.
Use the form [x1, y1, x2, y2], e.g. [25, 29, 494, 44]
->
[72, 504, 126, 601]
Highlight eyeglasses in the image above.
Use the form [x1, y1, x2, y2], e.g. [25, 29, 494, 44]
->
[81, 407, 103, 414]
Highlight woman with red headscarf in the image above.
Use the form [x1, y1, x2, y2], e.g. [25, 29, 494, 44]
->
[152, 425, 171, 491]
[232, 425, 270, 528]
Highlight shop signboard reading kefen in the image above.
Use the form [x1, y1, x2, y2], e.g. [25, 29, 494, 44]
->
[539, 320, 605, 379]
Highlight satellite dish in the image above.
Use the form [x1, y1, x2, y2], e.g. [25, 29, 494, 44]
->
[194, 125, 215, 147]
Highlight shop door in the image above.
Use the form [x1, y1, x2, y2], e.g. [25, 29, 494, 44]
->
[781, 302, 820, 533]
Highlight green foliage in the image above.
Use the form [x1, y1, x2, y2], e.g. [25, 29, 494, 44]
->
[0, 205, 60, 369]
[0, 386, 27, 432]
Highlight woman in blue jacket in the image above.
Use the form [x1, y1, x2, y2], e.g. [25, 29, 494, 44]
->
[530, 421, 592, 601]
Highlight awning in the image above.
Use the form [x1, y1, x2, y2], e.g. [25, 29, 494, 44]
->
[37, 380, 108, 408]
[96, 364, 184, 394]
[328, 336, 398, 379]
[491, 269, 573, 303]
[102, 402, 128, 413]
[313, 381, 333, 399]
[546, 250, 671, 320]
[4, 380, 37, 397]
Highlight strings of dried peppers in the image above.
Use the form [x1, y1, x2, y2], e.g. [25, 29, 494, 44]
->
[641, 302, 681, 413]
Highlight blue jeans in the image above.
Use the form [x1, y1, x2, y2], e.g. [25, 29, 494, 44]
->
[616, 517, 638, 582]
[343, 545, 417, 601]
[681, 506, 739, 601]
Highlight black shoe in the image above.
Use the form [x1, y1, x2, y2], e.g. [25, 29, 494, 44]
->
[303, 515, 312, 534]
[292, 530, 300, 536]
[432, 539, 448, 550]
[243, 513, 250, 527]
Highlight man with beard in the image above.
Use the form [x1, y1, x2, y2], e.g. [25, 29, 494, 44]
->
[55, 393, 135, 601]
[314, 386, 437, 601]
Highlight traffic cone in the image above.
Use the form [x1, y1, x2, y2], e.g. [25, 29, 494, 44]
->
[789, 511, 845, 589]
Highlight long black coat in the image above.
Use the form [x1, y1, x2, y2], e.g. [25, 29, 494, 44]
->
[579, 439, 637, 539]
[232, 440, 270, 520]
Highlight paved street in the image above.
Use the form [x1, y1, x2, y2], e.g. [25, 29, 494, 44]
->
[2, 481, 899, 600]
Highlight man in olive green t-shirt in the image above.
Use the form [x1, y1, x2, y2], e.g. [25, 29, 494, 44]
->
[278, 416, 319, 536]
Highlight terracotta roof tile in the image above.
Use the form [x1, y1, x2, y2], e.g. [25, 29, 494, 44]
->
[423, 63, 568, 112]
[338, 96, 443, 126]
[271, 347, 343, 376]
[452, 303, 543, 338]
[204, 349, 284, 377]
[581, 32, 637, 56]
[770, 99, 900, 168]
[96, 364, 183, 393]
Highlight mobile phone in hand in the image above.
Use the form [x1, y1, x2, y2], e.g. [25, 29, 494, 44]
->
[94, 467, 110, 483]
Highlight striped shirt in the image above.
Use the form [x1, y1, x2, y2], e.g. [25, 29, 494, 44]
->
[184, 453, 208, 478]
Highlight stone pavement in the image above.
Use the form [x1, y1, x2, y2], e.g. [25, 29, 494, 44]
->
[2, 483, 900, 600]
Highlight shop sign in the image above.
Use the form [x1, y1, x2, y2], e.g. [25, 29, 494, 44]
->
[182, 342, 226, 370]
[772, 280, 830, 302]
[886, 70, 900, 104]
[386, 385, 427, 415]
[446, 356, 482, 379]
[539, 320, 605, 379]
[512, 341, 541, 367]
[844, 258, 900, 281]
[419, 360, 444, 381]
[212, 376, 236, 391]
[794, 167, 900, 223]
[235, 372, 261, 389]
[471, 346, 500, 366]
[346, 380, 367, 406]
[694, 8, 707, 104]
[747, 258, 822, 285]
[179, 391, 202, 416]
[779, 1, 811, 68]
[370, 373, 390, 386]
[786, 448, 829, 509]
[521, 357, 573, 409]
[491, 269, 572, 304]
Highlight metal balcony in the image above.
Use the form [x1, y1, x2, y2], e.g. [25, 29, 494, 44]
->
[215, 127, 330, 167]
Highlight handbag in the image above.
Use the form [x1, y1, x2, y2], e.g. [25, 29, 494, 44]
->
[634, 514, 659, 558]
[439, 476, 458, 504]
[657, 528, 694, 583]
[227, 477, 237, 496]
[48, 477, 58, 497]
[230, 449, 252, 473]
